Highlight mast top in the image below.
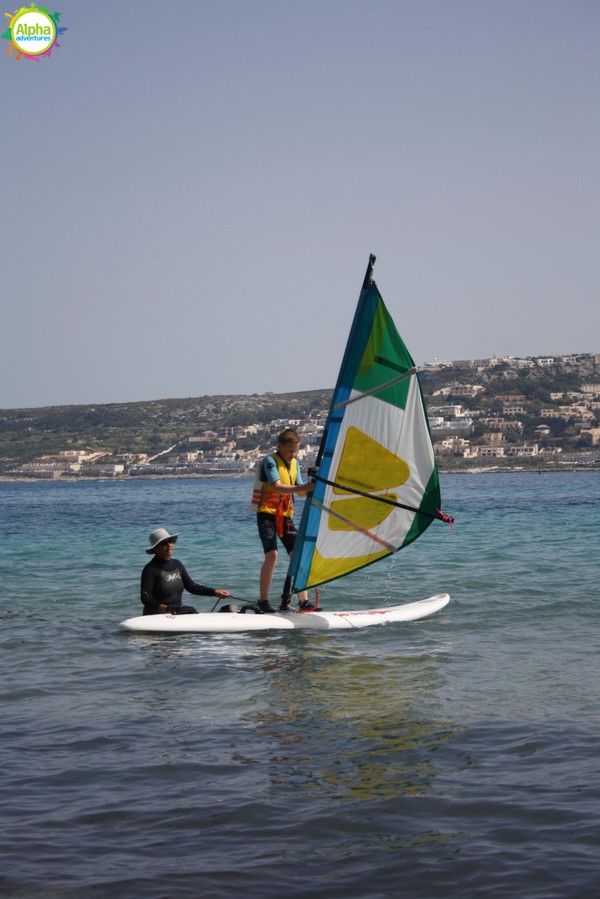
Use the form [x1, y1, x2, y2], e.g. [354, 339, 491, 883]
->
[362, 253, 376, 290]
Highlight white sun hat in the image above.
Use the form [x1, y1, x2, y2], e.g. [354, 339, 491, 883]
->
[145, 527, 179, 553]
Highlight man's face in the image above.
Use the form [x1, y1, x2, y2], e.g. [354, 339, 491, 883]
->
[154, 539, 175, 561]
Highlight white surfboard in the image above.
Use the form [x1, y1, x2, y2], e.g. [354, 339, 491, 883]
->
[119, 593, 450, 634]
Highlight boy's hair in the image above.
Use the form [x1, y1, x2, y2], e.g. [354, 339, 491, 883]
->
[278, 427, 300, 446]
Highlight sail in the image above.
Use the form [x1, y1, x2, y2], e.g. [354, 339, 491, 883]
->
[287, 255, 447, 595]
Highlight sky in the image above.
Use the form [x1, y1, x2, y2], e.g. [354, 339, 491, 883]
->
[2, 0, 599, 410]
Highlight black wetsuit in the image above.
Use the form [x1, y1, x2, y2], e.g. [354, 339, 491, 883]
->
[141, 557, 218, 615]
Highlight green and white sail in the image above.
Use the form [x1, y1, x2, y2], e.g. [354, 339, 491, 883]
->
[287, 255, 448, 595]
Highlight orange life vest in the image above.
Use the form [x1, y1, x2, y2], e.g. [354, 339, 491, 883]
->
[256, 453, 298, 536]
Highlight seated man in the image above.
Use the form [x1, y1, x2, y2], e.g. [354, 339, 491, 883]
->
[141, 527, 230, 615]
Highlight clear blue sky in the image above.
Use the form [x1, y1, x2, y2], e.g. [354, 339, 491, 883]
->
[2, 0, 599, 409]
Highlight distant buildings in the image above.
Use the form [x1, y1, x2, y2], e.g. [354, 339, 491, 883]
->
[7, 352, 599, 478]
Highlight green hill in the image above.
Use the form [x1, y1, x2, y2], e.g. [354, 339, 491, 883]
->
[2, 353, 598, 474]
[0, 390, 332, 472]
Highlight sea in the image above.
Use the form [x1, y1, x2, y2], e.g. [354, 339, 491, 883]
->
[1, 471, 599, 898]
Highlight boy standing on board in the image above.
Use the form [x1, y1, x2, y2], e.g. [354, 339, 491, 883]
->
[255, 428, 314, 613]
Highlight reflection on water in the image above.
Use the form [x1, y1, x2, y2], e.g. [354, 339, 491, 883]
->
[246, 636, 456, 801]
[128, 630, 456, 802]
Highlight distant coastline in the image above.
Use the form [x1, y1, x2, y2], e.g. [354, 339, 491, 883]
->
[2, 353, 599, 478]
[1, 464, 598, 484]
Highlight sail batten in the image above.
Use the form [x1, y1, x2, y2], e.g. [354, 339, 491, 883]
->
[374, 357, 414, 374]
[286, 256, 449, 596]
[333, 368, 417, 409]
[312, 499, 398, 551]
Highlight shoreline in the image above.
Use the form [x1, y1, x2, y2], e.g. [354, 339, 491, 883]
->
[1, 466, 598, 483]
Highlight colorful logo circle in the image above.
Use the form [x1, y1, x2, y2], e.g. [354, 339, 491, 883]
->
[2, 4, 67, 61]
[10, 7, 56, 55]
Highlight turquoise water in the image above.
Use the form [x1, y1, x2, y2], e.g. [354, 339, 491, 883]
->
[2, 472, 599, 897]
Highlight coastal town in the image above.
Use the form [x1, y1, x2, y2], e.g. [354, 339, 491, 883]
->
[3, 352, 600, 479]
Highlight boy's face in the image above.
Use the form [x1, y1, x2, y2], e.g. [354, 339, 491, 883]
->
[278, 441, 300, 463]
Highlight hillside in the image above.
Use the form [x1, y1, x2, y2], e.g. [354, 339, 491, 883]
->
[0, 390, 332, 472]
[2, 352, 599, 475]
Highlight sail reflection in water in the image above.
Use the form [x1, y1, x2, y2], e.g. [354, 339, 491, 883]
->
[244, 637, 456, 802]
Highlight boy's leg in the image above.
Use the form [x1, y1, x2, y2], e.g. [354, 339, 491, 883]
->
[280, 519, 311, 609]
[257, 512, 278, 612]
[260, 550, 277, 602]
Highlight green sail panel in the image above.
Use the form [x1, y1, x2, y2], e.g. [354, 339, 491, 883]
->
[354, 298, 415, 409]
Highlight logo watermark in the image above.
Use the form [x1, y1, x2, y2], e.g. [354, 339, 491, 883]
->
[2, 2, 67, 60]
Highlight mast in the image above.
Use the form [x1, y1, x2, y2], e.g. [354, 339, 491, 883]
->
[314, 253, 377, 472]
[362, 253, 376, 290]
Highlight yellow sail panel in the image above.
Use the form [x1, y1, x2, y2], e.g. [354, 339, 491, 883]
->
[334, 427, 410, 494]
[329, 493, 399, 531]
[305, 545, 390, 589]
